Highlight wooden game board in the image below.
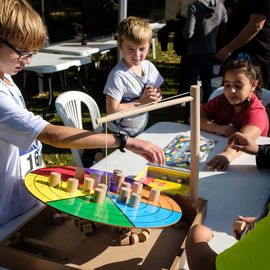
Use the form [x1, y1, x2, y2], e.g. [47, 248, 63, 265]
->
[24, 166, 182, 228]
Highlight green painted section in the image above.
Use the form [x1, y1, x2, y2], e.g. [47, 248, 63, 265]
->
[48, 195, 133, 227]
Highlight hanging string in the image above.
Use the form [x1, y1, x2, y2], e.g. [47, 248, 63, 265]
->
[105, 122, 108, 193]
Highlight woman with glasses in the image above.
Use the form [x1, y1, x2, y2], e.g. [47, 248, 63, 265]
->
[0, 0, 165, 226]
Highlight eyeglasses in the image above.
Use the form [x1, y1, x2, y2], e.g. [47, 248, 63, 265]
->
[0, 38, 38, 61]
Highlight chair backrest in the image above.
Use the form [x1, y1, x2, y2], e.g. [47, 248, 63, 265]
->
[208, 86, 224, 101]
[55, 91, 103, 167]
[209, 87, 270, 107]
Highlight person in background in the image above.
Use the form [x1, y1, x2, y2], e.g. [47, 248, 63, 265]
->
[186, 133, 270, 270]
[0, 1, 165, 226]
[182, 0, 228, 104]
[103, 16, 163, 137]
[217, 0, 270, 89]
[201, 58, 269, 171]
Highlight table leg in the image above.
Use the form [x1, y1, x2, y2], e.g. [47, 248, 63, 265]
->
[43, 75, 53, 119]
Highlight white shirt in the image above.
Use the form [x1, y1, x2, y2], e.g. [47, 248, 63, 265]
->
[0, 74, 48, 225]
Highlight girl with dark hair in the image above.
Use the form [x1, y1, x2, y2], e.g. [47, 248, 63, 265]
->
[201, 58, 269, 171]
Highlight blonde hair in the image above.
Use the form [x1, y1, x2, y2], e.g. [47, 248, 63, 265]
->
[0, 0, 45, 51]
[117, 16, 152, 47]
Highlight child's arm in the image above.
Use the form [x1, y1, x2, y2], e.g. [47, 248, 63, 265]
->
[207, 125, 261, 171]
[186, 224, 217, 270]
[200, 107, 237, 136]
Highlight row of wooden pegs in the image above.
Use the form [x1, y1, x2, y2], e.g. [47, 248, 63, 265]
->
[48, 168, 161, 207]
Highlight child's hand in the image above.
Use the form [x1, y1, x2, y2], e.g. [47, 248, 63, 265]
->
[215, 124, 237, 137]
[140, 85, 162, 104]
[228, 132, 259, 155]
[207, 154, 230, 171]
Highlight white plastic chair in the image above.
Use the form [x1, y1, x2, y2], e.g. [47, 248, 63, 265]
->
[209, 87, 270, 106]
[55, 90, 103, 167]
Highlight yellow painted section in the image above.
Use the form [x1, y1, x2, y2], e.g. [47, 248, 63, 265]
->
[25, 172, 87, 203]
[134, 165, 190, 196]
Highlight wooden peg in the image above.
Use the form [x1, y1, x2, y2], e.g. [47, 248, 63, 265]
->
[132, 182, 143, 194]
[129, 233, 139, 245]
[75, 167, 85, 182]
[89, 173, 99, 186]
[118, 187, 131, 204]
[149, 188, 160, 203]
[100, 174, 111, 186]
[138, 231, 150, 242]
[82, 223, 94, 235]
[92, 187, 105, 204]
[120, 234, 131, 246]
[97, 183, 108, 192]
[129, 193, 141, 208]
[66, 178, 79, 193]
[83, 177, 95, 193]
[48, 172, 61, 187]
[112, 169, 123, 182]
[115, 172, 125, 188]
[120, 182, 131, 189]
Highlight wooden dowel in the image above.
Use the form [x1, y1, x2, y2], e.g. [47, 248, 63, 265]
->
[189, 85, 200, 203]
[96, 96, 193, 125]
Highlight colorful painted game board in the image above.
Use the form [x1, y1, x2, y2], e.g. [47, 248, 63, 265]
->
[163, 134, 216, 170]
[24, 166, 182, 228]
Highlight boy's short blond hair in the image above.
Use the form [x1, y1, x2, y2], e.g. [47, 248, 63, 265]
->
[0, 0, 45, 51]
[117, 16, 152, 47]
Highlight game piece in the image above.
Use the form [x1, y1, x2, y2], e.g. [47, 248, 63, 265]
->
[141, 228, 151, 235]
[60, 212, 71, 221]
[120, 234, 131, 246]
[120, 182, 131, 189]
[74, 217, 81, 227]
[48, 172, 61, 187]
[83, 177, 95, 193]
[119, 228, 131, 235]
[97, 183, 108, 192]
[138, 231, 150, 242]
[100, 174, 110, 186]
[112, 169, 123, 181]
[66, 178, 79, 193]
[75, 167, 85, 182]
[233, 220, 246, 233]
[92, 187, 105, 204]
[149, 188, 160, 203]
[118, 187, 131, 204]
[129, 193, 141, 208]
[92, 222, 104, 230]
[114, 172, 125, 188]
[52, 212, 63, 225]
[129, 233, 139, 245]
[131, 228, 141, 234]
[82, 223, 94, 235]
[89, 172, 99, 186]
[132, 182, 143, 194]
